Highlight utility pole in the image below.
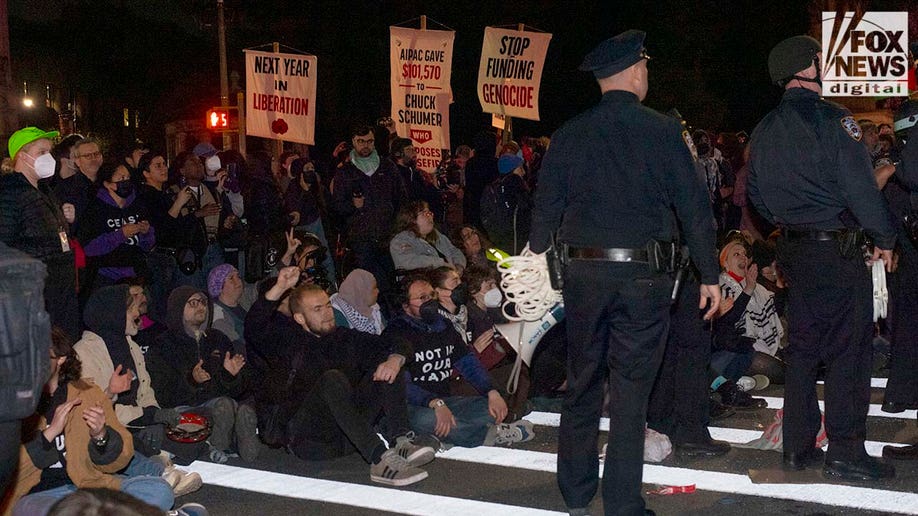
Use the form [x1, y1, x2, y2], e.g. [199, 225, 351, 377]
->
[217, 0, 230, 149]
[0, 0, 17, 136]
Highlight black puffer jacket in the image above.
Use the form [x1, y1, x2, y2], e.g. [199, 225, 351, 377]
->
[0, 173, 72, 261]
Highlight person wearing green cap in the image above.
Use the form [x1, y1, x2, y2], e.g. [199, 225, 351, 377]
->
[0, 126, 80, 340]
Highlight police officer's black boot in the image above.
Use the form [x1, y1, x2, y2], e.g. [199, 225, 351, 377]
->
[782, 446, 825, 470]
[824, 454, 895, 481]
[882, 443, 918, 460]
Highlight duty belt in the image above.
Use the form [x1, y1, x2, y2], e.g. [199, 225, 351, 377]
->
[567, 246, 648, 263]
[781, 229, 841, 241]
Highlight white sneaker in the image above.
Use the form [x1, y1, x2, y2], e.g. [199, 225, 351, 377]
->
[370, 448, 428, 487]
[737, 376, 756, 392]
[393, 433, 436, 467]
[163, 466, 203, 497]
[484, 420, 535, 446]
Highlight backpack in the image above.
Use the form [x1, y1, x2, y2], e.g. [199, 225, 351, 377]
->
[0, 243, 50, 422]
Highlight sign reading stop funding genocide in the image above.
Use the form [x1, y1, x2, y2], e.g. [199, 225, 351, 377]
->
[477, 27, 552, 121]
[244, 49, 318, 144]
[821, 11, 909, 97]
[390, 26, 454, 172]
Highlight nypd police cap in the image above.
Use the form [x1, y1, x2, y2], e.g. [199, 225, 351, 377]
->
[768, 35, 821, 84]
[579, 30, 650, 79]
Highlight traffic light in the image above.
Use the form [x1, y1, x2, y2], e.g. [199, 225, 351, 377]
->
[206, 107, 238, 132]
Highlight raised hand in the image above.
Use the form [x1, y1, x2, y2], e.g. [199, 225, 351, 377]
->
[192, 359, 211, 384]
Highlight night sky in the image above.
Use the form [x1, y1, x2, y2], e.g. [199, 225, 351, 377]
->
[4, 0, 871, 156]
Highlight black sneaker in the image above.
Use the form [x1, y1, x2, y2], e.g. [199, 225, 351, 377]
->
[716, 381, 767, 410]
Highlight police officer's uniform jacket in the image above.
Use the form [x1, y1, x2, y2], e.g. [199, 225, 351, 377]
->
[747, 88, 896, 247]
[529, 90, 719, 283]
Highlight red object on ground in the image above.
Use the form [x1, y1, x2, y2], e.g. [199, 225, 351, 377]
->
[646, 484, 696, 496]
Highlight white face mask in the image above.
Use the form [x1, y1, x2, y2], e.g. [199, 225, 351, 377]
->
[205, 155, 221, 174]
[31, 153, 56, 179]
[483, 287, 502, 308]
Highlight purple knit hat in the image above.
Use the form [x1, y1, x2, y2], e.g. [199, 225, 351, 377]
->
[207, 264, 237, 298]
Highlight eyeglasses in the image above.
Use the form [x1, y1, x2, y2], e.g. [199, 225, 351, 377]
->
[419, 209, 433, 217]
[186, 297, 207, 307]
[354, 138, 375, 145]
[640, 48, 652, 61]
[410, 292, 434, 303]
[80, 151, 102, 160]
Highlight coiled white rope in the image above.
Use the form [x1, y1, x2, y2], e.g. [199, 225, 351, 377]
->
[872, 259, 887, 322]
[495, 246, 563, 322]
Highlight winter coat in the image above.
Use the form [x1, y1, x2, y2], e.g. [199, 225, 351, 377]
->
[146, 286, 250, 408]
[0, 173, 72, 261]
[389, 230, 467, 271]
[3, 380, 133, 515]
[331, 160, 406, 245]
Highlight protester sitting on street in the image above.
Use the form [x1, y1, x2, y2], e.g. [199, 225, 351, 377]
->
[451, 224, 493, 269]
[331, 269, 385, 334]
[458, 265, 530, 419]
[390, 200, 466, 272]
[430, 266, 471, 346]
[126, 282, 167, 356]
[73, 286, 202, 498]
[710, 239, 772, 409]
[6, 329, 175, 515]
[208, 264, 248, 352]
[79, 163, 154, 291]
[245, 267, 435, 486]
[382, 274, 534, 448]
[146, 286, 260, 463]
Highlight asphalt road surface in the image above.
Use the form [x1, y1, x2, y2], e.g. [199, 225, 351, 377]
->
[175, 373, 917, 516]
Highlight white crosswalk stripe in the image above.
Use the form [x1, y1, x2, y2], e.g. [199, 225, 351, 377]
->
[183, 377, 912, 515]
[522, 411, 907, 458]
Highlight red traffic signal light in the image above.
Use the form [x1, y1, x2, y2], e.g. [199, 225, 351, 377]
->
[206, 107, 237, 131]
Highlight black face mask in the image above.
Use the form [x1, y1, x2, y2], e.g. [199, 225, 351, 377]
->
[115, 179, 134, 198]
[419, 299, 440, 324]
[449, 283, 469, 306]
[696, 143, 711, 156]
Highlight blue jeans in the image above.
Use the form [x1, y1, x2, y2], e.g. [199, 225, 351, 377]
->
[407, 395, 495, 447]
[123, 451, 165, 476]
[710, 349, 755, 381]
[12, 474, 173, 515]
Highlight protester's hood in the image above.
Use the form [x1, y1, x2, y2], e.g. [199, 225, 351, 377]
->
[166, 285, 209, 334]
[83, 285, 129, 335]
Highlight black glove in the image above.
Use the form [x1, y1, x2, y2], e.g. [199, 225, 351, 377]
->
[153, 407, 181, 426]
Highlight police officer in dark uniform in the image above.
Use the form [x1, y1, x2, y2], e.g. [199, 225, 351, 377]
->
[529, 30, 720, 516]
[879, 101, 918, 460]
[747, 35, 897, 480]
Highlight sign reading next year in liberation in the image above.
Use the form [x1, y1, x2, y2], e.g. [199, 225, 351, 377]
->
[477, 27, 552, 121]
[390, 26, 454, 172]
[244, 49, 318, 144]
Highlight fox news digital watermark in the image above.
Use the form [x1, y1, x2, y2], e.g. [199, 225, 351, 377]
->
[822, 11, 909, 97]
